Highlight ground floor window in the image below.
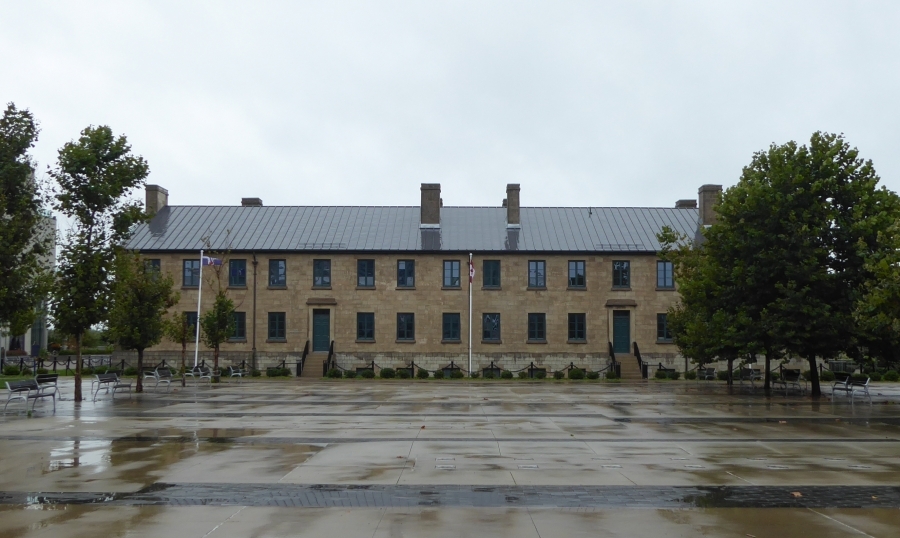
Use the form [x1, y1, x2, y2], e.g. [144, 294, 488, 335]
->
[443, 313, 461, 341]
[357, 312, 375, 341]
[568, 313, 586, 341]
[528, 313, 546, 341]
[483, 313, 501, 341]
[230, 312, 246, 340]
[657, 313, 672, 341]
[268, 312, 286, 340]
[397, 313, 415, 341]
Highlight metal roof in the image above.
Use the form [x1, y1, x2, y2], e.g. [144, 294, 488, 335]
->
[126, 205, 700, 253]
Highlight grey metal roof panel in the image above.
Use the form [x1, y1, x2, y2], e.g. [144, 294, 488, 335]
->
[125, 206, 699, 253]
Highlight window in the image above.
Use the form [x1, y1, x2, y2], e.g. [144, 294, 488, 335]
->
[397, 313, 415, 341]
[657, 314, 673, 341]
[657, 260, 674, 289]
[313, 259, 331, 287]
[442, 313, 461, 341]
[568, 313, 586, 341]
[146, 259, 161, 272]
[397, 260, 415, 287]
[183, 259, 200, 287]
[528, 260, 546, 288]
[568, 260, 585, 288]
[443, 260, 460, 288]
[357, 313, 375, 341]
[269, 259, 286, 287]
[612, 260, 630, 288]
[357, 259, 375, 288]
[528, 313, 546, 341]
[268, 312, 286, 340]
[483, 313, 501, 341]
[229, 259, 247, 287]
[230, 312, 246, 340]
[184, 311, 198, 334]
[483, 260, 501, 288]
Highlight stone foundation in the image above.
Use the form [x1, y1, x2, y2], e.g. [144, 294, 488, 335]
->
[335, 352, 614, 374]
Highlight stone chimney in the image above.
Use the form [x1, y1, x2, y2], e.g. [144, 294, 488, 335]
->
[675, 199, 697, 209]
[145, 185, 168, 215]
[698, 184, 723, 226]
[506, 184, 520, 228]
[242, 197, 263, 207]
[420, 183, 441, 228]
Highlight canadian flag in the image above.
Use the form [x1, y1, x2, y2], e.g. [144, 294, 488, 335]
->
[469, 259, 475, 283]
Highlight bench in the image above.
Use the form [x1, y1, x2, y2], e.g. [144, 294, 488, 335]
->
[36, 373, 61, 399]
[774, 369, 807, 395]
[699, 367, 717, 381]
[186, 366, 213, 387]
[143, 368, 173, 391]
[832, 374, 871, 403]
[92, 373, 132, 401]
[228, 365, 248, 382]
[5, 379, 57, 412]
[738, 367, 762, 387]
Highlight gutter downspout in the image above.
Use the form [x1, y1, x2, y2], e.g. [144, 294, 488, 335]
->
[252, 254, 258, 372]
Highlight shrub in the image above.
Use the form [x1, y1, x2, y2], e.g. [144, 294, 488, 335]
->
[568, 368, 585, 380]
[398, 369, 411, 379]
[553, 370, 565, 380]
[535, 370, 547, 379]
[518, 371, 529, 379]
[380, 368, 396, 379]
[416, 369, 430, 379]
[450, 369, 465, 379]
[37, 368, 49, 375]
[605, 370, 619, 380]
[95, 367, 108, 375]
[82, 367, 94, 375]
[344, 369, 358, 379]
[3, 365, 20, 376]
[883, 370, 899, 382]
[267, 367, 292, 377]
[802, 370, 811, 380]
[770, 372, 780, 381]
[124, 367, 138, 376]
[655, 370, 667, 379]
[433, 370, 444, 379]
[360, 369, 375, 379]
[671, 371, 681, 380]
[717, 371, 729, 381]
[821, 370, 835, 382]
[251, 369, 262, 377]
[482, 370, 494, 379]
[326, 368, 342, 379]
[869, 371, 882, 382]
[586, 370, 600, 380]
[851, 373, 869, 383]
[501, 370, 513, 379]
[470, 371, 479, 379]
[684, 371, 697, 380]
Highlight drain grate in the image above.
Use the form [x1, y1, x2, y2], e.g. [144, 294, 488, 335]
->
[517, 465, 539, 470]
[684, 465, 705, 469]
[601, 464, 622, 469]
[849, 465, 871, 469]
[435, 465, 456, 470]
[767, 465, 790, 469]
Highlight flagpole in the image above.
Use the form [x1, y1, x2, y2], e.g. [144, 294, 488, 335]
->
[468, 253, 473, 377]
[193, 249, 203, 368]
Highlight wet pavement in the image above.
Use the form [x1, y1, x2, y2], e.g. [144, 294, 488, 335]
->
[1, 379, 899, 536]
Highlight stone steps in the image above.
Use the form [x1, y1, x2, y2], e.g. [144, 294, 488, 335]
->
[299, 353, 327, 378]
[616, 354, 645, 380]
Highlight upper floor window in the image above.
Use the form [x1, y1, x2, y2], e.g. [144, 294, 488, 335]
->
[230, 312, 246, 340]
[357, 313, 375, 341]
[229, 259, 247, 287]
[397, 313, 415, 341]
[443, 260, 460, 288]
[357, 259, 375, 288]
[657, 261, 674, 289]
[269, 259, 287, 287]
[657, 313, 673, 341]
[612, 260, 630, 288]
[528, 313, 546, 342]
[146, 259, 161, 272]
[483, 313, 501, 341]
[483, 260, 501, 288]
[184, 311, 198, 334]
[568, 260, 585, 288]
[397, 260, 415, 287]
[528, 260, 546, 288]
[313, 259, 331, 288]
[183, 259, 200, 287]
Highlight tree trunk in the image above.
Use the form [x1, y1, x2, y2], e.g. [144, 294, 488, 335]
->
[726, 358, 734, 386]
[136, 348, 143, 393]
[181, 342, 186, 387]
[807, 356, 821, 397]
[764, 354, 771, 392]
[74, 333, 82, 402]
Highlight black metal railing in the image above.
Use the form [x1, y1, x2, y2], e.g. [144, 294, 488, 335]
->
[297, 340, 309, 377]
[633, 342, 648, 379]
[322, 340, 336, 377]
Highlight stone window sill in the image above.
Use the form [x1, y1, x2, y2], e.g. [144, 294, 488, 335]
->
[227, 338, 247, 343]
[657, 339, 675, 344]
[568, 339, 587, 344]
[266, 338, 286, 343]
[527, 339, 547, 344]
[527, 286, 547, 291]
[396, 339, 416, 344]
[356, 286, 376, 291]
[181, 286, 199, 290]
[567, 286, 586, 291]
[441, 339, 461, 344]
[656, 287, 676, 291]
[482, 286, 502, 291]
[228, 285, 248, 290]
[482, 339, 502, 344]
[267, 286, 287, 290]
[611, 287, 632, 291]
[312, 286, 332, 290]
[356, 339, 376, 344]
[396, 286, 416, 290]
[441, 286, 462, 291]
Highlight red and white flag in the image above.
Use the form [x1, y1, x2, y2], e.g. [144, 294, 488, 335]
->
[469, 260, 475, 283]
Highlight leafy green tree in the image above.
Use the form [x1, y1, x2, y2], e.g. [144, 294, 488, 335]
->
[107, 253, 177, 392]
[0, 103, 51, 340]
[200, 290, 235, 378]
[164, 311, 197, 387]
[49, 125, 149, 401]
[853, 221, 900, 370]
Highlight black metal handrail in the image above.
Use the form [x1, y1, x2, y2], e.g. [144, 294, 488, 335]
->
[297, 340, 309, 377]
[322, 340, 336, 377]
[633, 342, 648, 379]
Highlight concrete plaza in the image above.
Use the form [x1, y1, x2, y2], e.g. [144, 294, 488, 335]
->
[1, 378, 899, 537]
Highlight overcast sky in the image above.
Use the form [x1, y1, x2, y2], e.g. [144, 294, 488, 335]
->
[2, 1, 898, 210]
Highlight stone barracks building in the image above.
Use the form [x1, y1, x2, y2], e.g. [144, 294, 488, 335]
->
[124, 183, 720, 378]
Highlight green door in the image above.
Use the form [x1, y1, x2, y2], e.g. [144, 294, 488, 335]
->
[313, 309, 330, 352]
[613, 310, 630, 354]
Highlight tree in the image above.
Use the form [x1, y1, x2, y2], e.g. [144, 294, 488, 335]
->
[0, 103, 50, 341]
[164, 311, 197, 387]
[107, 253, 177, 392]
[49, 125, 149, 401]
[200, 290, 235, 378]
